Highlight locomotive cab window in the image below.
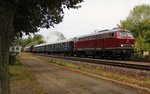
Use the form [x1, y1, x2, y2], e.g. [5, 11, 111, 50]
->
[119, 31, 126, 37]
[108, 33, 114, 37]
[127, 32, 133, 37]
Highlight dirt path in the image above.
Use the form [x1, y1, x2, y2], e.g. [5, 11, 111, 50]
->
[20, 56, 144, 94]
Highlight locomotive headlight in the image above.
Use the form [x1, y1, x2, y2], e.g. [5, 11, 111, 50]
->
[121, 44, 123, 47]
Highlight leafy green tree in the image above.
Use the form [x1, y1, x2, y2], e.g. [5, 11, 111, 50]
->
[120, 4, 150, 57]
[32, 34, 45, 45]
[19, 34, 45, 49]
[0, 0, 83, 94]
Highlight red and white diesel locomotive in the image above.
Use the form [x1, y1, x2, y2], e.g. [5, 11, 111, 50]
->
[74, 29, 134, 58]
[25, 29, 134, 58]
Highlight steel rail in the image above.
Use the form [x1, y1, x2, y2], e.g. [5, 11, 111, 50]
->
[35, 54, 150, 71]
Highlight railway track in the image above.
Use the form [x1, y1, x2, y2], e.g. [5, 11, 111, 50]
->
[35, 54, 150, 71]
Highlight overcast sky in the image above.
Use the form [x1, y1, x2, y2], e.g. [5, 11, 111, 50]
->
[37, 0, 150, 39]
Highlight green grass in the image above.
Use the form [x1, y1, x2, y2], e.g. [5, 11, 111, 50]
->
[9, 59, 47, 94]
[20, 53, 150, 91]
[48, 58, 150, 89]
[49, 59, 82, 69]
[18, 52, 33, 57]
[10, 60, 31, 81]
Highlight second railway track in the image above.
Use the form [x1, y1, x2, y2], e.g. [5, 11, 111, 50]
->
[35, 54, 150, 71]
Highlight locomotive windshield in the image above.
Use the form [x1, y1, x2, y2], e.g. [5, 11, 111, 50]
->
[119, 31, 133, 37]
[126, 32, 133, 37]
[119, 32, 126, 37]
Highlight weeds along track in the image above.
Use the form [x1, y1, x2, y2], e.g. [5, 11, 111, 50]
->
[34, 54, 150, 71]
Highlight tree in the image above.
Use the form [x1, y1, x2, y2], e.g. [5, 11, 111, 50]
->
[18, 34, 45, 50]
[119, 4, 150, 57]
[0, 0, 83, 94]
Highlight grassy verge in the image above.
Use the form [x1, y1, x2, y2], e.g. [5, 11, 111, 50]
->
[48, 58, 150, 89]
[19, 52, 33, 57]
[10, 56, 46, 94]
[20, 53, 150, 92]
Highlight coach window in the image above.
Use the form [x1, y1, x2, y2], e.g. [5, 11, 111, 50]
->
[66, 43, 68, 47]
[57, 44, 58, 48]
[62, 43, 65, 47]
[67, 43, 69, 47]
[53, 44, 55, 48]
[64, 43, 66, 48]
[65, 43, 67, 48]
[54, 44, 56, 48]
[58, 44, 59, 48]
[60, 44, 62, 48]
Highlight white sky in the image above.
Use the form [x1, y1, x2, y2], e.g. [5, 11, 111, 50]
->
[38, 0, 150, 39]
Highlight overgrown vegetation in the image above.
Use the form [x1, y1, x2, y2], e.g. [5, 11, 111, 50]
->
[119, 4, 150, 59]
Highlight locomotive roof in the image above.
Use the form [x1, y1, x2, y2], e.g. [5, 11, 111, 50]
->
[77, 29, 129, 39]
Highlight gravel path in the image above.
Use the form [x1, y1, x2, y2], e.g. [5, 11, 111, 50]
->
[20, 56, 144, 94]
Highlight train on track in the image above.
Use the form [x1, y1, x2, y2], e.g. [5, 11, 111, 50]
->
[25, 29, 134, 59]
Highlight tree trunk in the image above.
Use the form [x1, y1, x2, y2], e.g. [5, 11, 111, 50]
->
[0, 1, 16, 94]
